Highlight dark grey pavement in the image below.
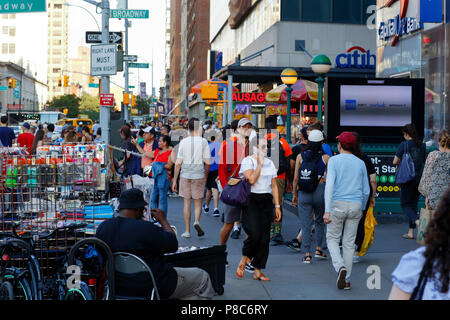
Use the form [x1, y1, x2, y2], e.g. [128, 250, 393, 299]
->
[164, 196, 420, 300]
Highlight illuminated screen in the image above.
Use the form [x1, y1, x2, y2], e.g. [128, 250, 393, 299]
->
[340, 85, 412, 127]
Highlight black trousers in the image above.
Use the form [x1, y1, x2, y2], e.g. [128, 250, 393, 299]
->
[242, 193, 274, 270]
[400, 179, 420, 229]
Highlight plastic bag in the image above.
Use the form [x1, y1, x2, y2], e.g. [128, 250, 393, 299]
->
[359, 206, 377, 257]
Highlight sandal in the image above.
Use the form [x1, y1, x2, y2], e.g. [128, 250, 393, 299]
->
[235, 264, 245, 279]
[253, 273, 270, 281]
[314, 249, 327, 260]
[402, 234, 414, 240]
[302, 255, 312, 264]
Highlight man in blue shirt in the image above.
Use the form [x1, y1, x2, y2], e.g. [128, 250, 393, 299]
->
[0, 116, 16, 147]
[324, 132, 370, 290]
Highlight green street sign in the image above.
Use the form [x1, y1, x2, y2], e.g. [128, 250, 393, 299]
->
[111, 9, 149, 19]
[0, 86, 8, 91]
[0, 0, 46, 14]
[89, 83, 99, 88]
[129, 86, 135, 89]
[129, 63, 149, 69]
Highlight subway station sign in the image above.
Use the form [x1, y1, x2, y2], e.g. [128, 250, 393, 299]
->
[367, 154, 399, 198]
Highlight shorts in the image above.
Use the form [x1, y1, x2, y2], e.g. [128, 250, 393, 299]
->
[223, 203, 242, 224]
[179, 177, 206, 200]
[206, 170, 218, 190]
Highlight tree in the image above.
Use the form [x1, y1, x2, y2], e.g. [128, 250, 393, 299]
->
[79, 93, 100, 121]
[46, 94, 81, 118]
[135, 95, 150, 115]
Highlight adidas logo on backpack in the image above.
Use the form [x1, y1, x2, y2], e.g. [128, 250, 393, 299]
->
[298, 151, 323, 193]
[300, 169, 311, 179]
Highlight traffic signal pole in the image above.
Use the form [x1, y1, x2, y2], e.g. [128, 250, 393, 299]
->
[100, 0, 111, 145]
[123, 0, 130, 121]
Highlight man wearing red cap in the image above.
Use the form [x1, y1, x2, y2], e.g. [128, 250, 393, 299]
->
[324, 132, 370, 290]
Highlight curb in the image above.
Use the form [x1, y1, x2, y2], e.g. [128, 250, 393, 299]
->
[283, 201, 409, 224]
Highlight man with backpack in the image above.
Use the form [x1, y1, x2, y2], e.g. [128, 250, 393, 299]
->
[265, 116, 292, 245]
[324, 132, 370, 290]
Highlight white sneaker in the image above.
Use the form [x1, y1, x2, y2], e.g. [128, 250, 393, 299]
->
[181, 232, 191, 238]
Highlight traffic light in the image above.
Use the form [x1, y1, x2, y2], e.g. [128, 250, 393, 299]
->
[8, 78, 14, 88]
[131, 94, 136, 107]
[58, 77, 62, 87]
[64, 75, 69, 87]
[123, 92, 130, 105]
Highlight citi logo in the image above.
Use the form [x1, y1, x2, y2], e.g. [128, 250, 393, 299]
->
[300, 169, 311, 179]
[336, 46, 376, 69]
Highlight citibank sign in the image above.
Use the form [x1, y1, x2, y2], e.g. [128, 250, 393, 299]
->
[336, 47, 376, 69]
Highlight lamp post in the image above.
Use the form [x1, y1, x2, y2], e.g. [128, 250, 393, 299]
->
[281, 68, 298, 144]
[311, 54, 331, 124]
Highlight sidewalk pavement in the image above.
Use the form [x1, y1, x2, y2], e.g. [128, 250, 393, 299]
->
[165, 196, 420, 300]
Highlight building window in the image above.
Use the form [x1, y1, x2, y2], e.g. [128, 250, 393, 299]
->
[302, 0, 331, 23]
[2, 26, 8, 35]
[9, 26, 15, 37]
[53, 68, 61, 73]
[9, 43, 15, 54]
[2, 43, 8, 54]
[333, 0, 362, 24]
[2, 14, 8, 19]
[54, 4, 62, 9]
[281, 0, 300, 21]
[9, 14, 15, 19]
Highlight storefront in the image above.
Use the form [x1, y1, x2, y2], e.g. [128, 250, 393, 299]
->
[376, 0, 449, 146]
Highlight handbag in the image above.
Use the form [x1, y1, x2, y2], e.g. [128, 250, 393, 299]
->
[359, 206, 377, 257]
[417, 206, 434, 245]
[395, 142, 415, 184]
[220, 158, 251, 207]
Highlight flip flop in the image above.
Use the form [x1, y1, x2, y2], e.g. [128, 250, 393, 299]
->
[402, 234, 414, 239]
[235, 264, 245, 279]
[253, 273, 270, 281]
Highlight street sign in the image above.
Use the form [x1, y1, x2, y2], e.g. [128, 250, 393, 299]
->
[111, 9, 149, 19]
[86, 31, 123, 44]
[123, 55, 138, 62]
[0, 0, 46, 14]
[0, 86, 8, 91]
[91, 44, 117, 76]
[128, 63, 149, 69]
[100, 93, 114, 107]
[129, 86, 135, 89]
[89, 83, 99, 88]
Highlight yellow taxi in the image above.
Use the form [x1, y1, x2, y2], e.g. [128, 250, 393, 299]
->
[56, 117, 93, 131]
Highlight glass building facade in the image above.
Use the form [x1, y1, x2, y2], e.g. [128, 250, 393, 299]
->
[377, 23, 449, 147]
[281, 0, 376, 25]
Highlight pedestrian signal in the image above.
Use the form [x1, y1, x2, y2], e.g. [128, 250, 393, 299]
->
[64, 75, 69, 87]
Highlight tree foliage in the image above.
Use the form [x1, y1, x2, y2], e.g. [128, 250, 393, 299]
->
[79, 93, 100, 121]
[46, 94, 80, 118]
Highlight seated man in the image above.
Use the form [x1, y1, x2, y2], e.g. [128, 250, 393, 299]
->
[96, 188, 214, 300]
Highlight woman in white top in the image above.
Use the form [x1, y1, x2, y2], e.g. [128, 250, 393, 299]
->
[236, 135, 282, 281]
[389, 187, 450, 300]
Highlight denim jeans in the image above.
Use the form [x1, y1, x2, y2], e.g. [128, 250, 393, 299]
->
[150, 178, 171, 216]
[400, 180, 420, 229]
[326, 200, 362, 281]
[297, 183, 326, 253]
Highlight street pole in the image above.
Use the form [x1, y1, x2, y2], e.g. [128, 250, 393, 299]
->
[227, 75, 233, 125]
[286, 85, 292, 144]
[100, 0, 111, 145]
[316, 75, 324, 124]
[124, 0, 130, 121]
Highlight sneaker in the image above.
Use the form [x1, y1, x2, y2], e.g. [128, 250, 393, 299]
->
[245, 262, 255, 273]
[181, 232, 191, 238]
[285, 239, 302, 252]
[270, 233, 284, 246]
[337, 267, 347, 290]
[302, 255, 312, 264]
[203, 204, 210, 214]
[230, 226, 240, 239]
[212, 209, 220, 217]
[344, 282, 351, 290]
[193, 222, 205, 237]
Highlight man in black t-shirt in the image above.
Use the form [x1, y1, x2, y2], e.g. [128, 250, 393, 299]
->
[0, 116, 16, 147]
[96, 188, 214, 300]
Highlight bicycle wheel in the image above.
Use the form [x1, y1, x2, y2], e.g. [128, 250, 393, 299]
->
[14, 278, 32, 300]
[65, 281, 93, 301]
[68, 238, 115, 300]
[0, 281, 14, 300]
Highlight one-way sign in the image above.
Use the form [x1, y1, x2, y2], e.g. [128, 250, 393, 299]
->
[86, 31, 123, 44]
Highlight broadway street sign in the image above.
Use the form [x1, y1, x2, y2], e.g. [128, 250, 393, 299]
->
[0, 0, 46, 13]
[111, 9, 149, 19]
[86, 31, 123, 44]
[129, 63, 149, 69]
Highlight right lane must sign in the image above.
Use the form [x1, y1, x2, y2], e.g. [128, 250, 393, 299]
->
[367, 154, 400, 198]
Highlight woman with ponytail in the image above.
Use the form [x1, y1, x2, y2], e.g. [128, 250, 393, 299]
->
[393, 124, 426, 240]
[419, 129, 450, 210]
